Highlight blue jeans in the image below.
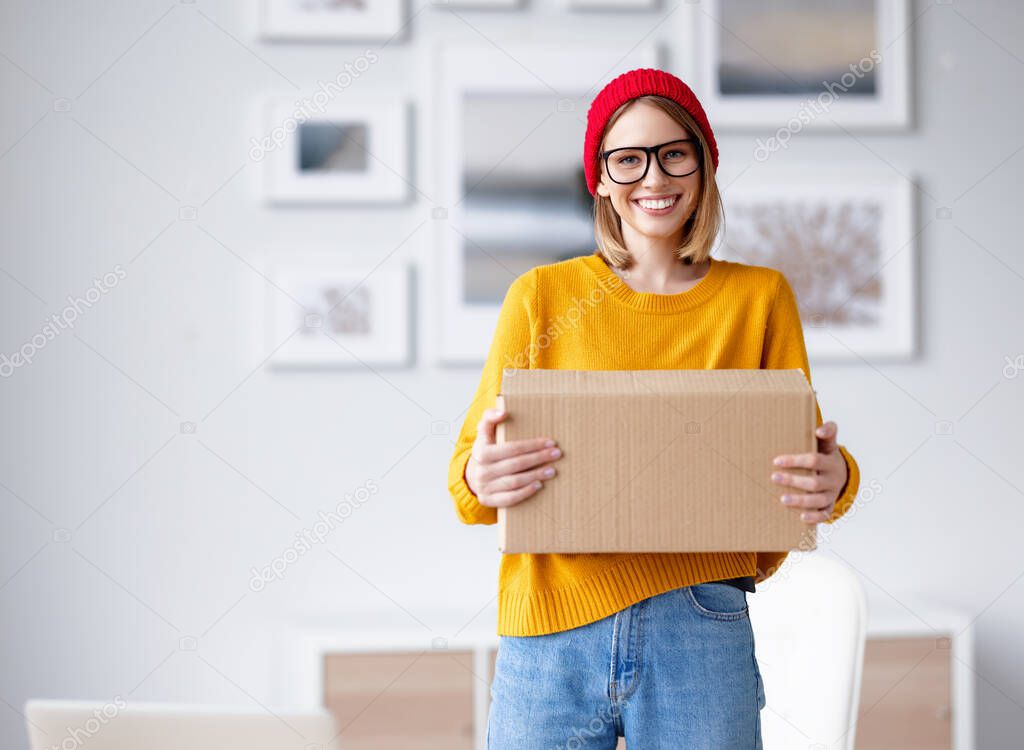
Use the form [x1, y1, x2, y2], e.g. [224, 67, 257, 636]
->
[487, 582, 766, 749]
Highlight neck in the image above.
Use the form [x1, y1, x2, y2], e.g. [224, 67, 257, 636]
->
[615, 227, 707, 291]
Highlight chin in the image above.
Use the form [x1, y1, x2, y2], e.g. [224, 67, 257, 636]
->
[624, 212, 688, 239]
[638, 224, 684, 240]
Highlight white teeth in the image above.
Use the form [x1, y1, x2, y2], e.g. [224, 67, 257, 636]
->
[636, 196, 677, 209]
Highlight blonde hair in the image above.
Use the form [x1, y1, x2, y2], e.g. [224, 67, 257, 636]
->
[591, 95, 723, 270]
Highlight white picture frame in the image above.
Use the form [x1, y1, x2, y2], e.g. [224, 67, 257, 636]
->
[713, 165, 917, 361]
[265, 260, 413, 368]
[431, 0, 523, 9]
[434, 42, 660, 364]
[568, 0, 659, 11]
[697, 0, 911, 130]
[261, 95, 411, 205]
[259, 0, 406, 42]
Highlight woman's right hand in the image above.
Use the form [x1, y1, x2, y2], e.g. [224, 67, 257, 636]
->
[465, 407, 563, 508]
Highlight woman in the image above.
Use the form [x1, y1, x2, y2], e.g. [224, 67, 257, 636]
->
[447, 67, 860, 749]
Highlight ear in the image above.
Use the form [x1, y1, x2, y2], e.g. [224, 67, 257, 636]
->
[596, 178, 610, 199]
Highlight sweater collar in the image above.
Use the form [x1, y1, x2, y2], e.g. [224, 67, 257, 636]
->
[580, 252, 727, 314]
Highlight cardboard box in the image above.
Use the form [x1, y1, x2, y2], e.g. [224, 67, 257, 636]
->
[495, 368, 819, 553]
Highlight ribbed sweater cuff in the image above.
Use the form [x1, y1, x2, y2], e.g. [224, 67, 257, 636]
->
[448, 449, 497, 526]
[826, 444, 860, 525]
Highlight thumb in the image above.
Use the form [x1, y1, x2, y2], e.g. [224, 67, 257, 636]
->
[477, 407, 507, 445]
[816, 421, 838, 454]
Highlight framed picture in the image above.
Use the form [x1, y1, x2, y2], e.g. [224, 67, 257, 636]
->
[265, 260, 413, 368]
[435, 43, 660, 363]
[261, 96, 411, 205]
[697, 0, 911, 130]
[431, 0, 523, 8]
[713, 166, 916, 360]
[568, 0, 659, 10]
[259, 0, 406, 42]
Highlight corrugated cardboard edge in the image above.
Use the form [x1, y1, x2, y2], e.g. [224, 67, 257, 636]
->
[495, 393, 508, 552]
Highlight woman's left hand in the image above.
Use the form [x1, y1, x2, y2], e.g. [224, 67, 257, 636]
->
[770, 421, 848, 524]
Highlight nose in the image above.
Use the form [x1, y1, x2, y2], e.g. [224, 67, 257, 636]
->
[642, 154, 672, 187]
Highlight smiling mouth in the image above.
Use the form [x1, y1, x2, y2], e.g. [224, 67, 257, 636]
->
[632, 194, 680, 211]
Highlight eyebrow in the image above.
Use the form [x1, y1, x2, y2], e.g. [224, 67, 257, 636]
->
[601, 137, 696, 154]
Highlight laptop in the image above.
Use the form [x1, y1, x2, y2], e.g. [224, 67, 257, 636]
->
[25, 700, 343, 750]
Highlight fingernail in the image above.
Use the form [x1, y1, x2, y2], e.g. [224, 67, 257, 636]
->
[544, 439, 555, 447]
[771, 472, 782, 481]
[542, 467, 555, 477]
[773, 457, 783, 466]
[550, 448, 562, 458]
[781, 495, 792, 504]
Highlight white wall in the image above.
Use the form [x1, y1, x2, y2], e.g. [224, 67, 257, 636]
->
[1, 1, 1021, 748]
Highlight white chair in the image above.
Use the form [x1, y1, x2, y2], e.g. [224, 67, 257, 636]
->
[749, 552, 869, 750]
[24, 700, 343, 750]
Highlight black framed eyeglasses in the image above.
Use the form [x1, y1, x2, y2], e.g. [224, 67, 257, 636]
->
[600, 137, 702, 185]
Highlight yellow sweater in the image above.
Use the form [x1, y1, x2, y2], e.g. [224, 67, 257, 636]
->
[448, 251, 860, 637]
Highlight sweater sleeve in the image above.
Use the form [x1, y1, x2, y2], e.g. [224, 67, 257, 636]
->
[447, 268, 538, 525]
[760, 272, 860, 527]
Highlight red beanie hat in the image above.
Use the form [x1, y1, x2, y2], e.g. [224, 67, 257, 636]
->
[583, 67, 718, 197]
